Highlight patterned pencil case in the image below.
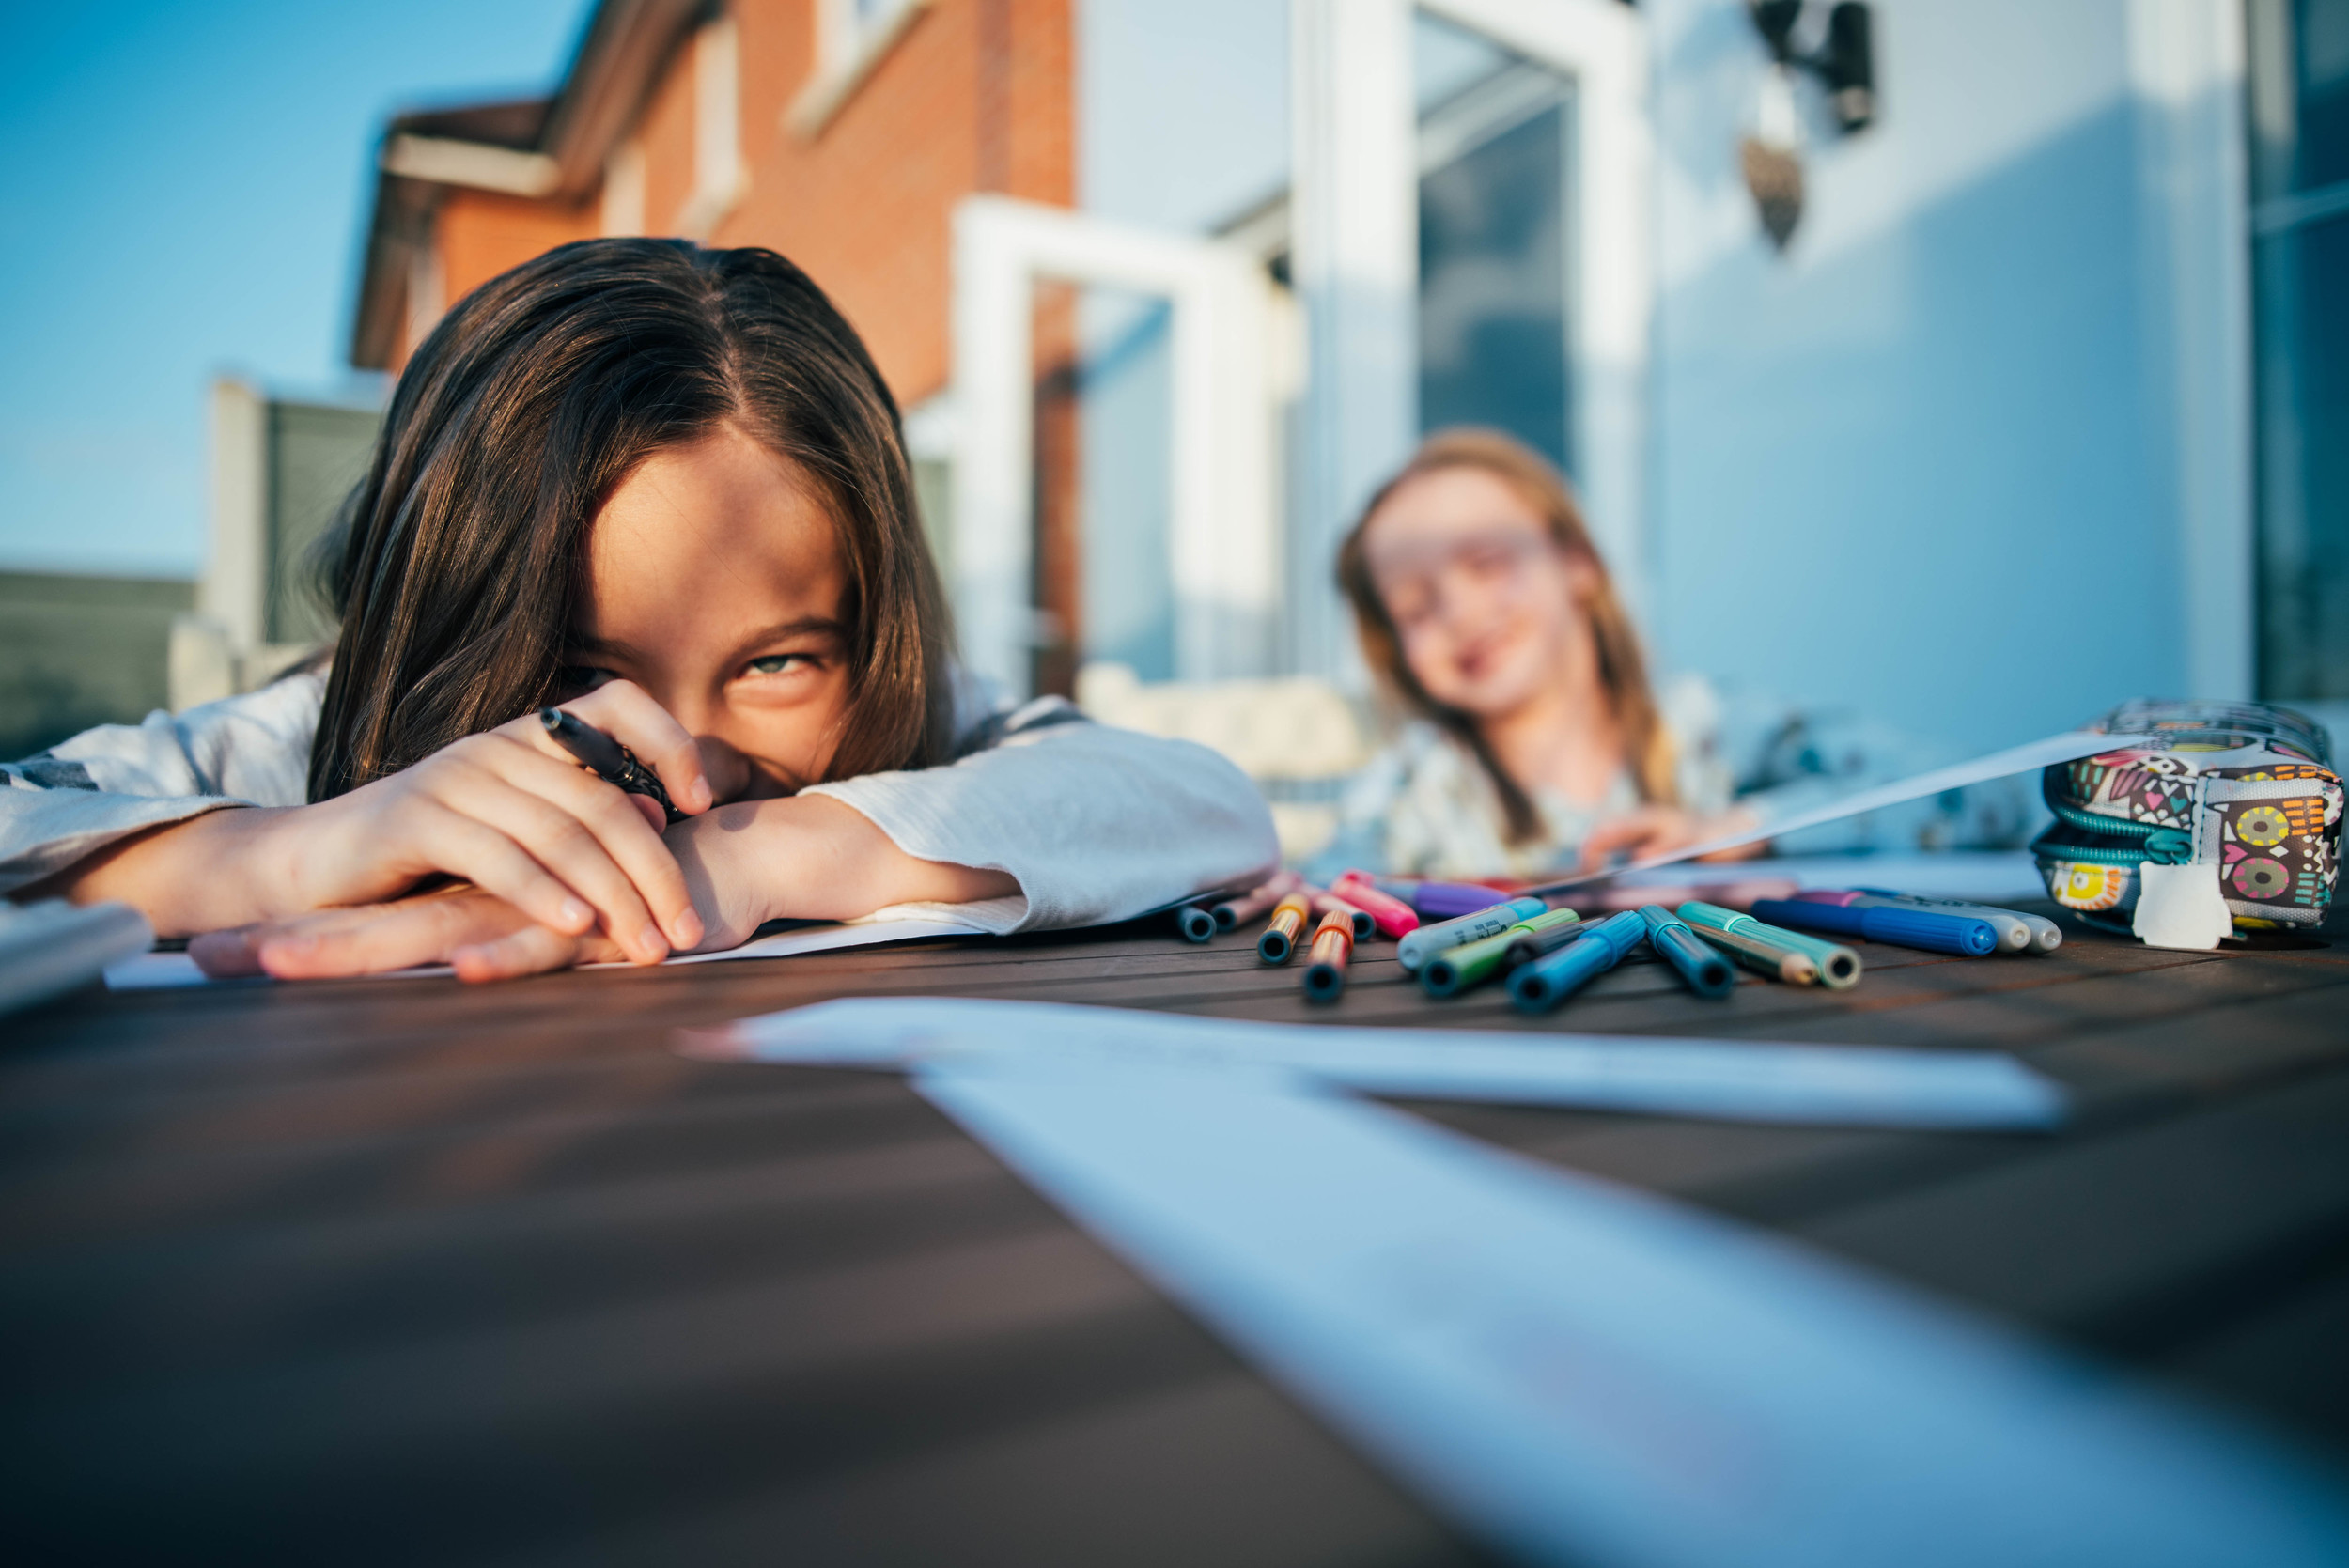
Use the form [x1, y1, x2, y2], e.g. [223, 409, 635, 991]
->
[2031, 699, 2341, 937]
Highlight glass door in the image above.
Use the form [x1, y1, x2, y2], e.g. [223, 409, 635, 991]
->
[2248, 0, 2349, 704]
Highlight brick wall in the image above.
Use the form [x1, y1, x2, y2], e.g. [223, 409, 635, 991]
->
[430, 188, 597, 335]
[407, 0, 1075, 410]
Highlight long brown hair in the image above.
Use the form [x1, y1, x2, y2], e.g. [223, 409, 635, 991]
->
[307, 238, 953, 801]
[1335, 427, 1673, 845]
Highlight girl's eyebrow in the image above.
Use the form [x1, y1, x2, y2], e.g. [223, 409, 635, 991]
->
[722, 616, 848, 664]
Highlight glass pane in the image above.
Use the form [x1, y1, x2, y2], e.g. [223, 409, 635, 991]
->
[2296, 0, 2349, 193]
[1077, 289, 1176, 681]
[2251, 0, 2349, 198]
[2254, 211, 2349, 699]
[1417, 93, 1575, 477]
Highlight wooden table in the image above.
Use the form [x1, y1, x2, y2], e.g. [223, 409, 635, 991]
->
[5, 895, 2345, 1564]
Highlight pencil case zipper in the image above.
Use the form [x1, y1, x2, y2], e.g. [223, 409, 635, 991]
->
[2032, 772, 2194, 864]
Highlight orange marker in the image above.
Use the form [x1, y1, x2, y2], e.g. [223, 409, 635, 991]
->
[1306, 888, 1376, 940]
[1302, 910, 1355, 1002]
[1258, 893, 1313, 964]
[1332, 873, 1420, 939]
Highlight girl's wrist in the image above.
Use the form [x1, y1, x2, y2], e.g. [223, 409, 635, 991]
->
[674, 791, 1016, 937]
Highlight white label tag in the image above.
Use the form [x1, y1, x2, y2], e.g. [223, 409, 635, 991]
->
[2132, 861, 2232, 950]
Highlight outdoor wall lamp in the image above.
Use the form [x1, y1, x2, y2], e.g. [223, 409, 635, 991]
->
[1750, 1, 1875, 132]
[1741, 1, 1876, 250]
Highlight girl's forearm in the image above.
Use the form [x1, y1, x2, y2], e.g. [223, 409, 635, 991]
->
[671, 794, 1017, 936]
[30, 807, 298, 937]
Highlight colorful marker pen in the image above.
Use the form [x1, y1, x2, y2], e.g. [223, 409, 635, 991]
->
[1395, 896, 1548, 972]
[1213, 871, 1302, 931]
[1171, 902, 1218, 942]
[1421, 908, 1581, 998]
[1408, 879, 1528, 921]
[1678, 902, 1862, 989]
[1853, 889, 2061, 954]
[1505, 914, 1588, 969]
[1332, 873, 1420, 939]
[1306, 890, 1377, 941]
[1689, 923, 1820, 985]
[1258, 893, 1312, 964]
[1637, 906, 1735, 999]
[1507, 909, 1646, 1013]
[1750, 898, 1998, 957]
[1302, 910, 1355, 1002]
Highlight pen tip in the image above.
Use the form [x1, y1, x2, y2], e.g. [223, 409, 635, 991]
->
[537, 707, 562, 730]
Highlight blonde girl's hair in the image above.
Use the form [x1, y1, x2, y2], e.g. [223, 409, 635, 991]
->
[1334, 427, 1675, 846]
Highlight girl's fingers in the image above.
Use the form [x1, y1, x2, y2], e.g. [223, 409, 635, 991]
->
[462, 748, 703, 952]
[431, 784, 674, 963]
[190, 926, 266, 978]
[451, 921, 588, 983]
[255, 895, 534, 979]
[560, 680, 716, 815]
[1577, 810, 1670, 872]
[408, 807, 624, 949]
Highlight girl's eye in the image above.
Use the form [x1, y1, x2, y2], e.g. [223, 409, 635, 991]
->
[556, 664, 614, 694]
[746, 653, 813, 676]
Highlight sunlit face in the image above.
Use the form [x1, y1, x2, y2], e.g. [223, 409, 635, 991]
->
[563, 423, 851, 798]
[1361, 465, 1594, 720]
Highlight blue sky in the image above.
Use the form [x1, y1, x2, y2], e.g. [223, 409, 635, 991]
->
[0, 0, 592, 577]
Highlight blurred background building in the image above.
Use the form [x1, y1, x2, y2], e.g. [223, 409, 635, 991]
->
[4, 0, 2343, 853]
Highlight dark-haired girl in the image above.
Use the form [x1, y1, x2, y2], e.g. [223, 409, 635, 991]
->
[1, 241, 1276, 979]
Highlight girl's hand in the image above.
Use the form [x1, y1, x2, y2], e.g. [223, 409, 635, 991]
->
[194, 794, 1019, 984]
[255, 680, 720, 963]
[190, 885, 626, 983]
[1577, 804, 1764, 871]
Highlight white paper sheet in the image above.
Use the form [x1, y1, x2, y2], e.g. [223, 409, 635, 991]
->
[101, 916, 985, 991]
[1611, 849, 2048, 903]
[914, 1060, 2349, 1568]
[694, 996, 2067, 1130]
[1528, 728, 2155, 895]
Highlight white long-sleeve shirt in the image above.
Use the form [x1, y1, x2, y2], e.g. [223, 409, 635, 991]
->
[0, 669, 1280, 937]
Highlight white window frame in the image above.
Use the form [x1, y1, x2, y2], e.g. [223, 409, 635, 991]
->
[790, 0, 932, 138]
[2131, 0, 2255, 700]
[677, 12, 746, 238]
[950, 195, 1279, 696]
[1290, 0, 1651, 679]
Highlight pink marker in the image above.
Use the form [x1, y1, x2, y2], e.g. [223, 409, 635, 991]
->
[1332, 872, 1421, 938]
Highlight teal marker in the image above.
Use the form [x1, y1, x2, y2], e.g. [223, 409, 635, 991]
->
[1397, 896, 1548, 972]
[1679, 901, 1863, 989]
[1638, 906, 1735, 999]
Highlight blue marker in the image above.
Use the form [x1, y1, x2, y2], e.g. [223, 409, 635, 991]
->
[1508, 909, 1647, 1014]
[1750, 898, 1998, 957]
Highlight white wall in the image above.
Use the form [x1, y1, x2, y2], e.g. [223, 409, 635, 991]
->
[1647, 0, 2246, 755]
[1078, 0, 1290, 231]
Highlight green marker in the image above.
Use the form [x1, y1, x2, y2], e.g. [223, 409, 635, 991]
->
[1678, 901, 1862, 989]
[1422, 908, 1581, 998]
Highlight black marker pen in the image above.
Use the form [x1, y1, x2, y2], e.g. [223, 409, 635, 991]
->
[538, 707, 687, 823]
